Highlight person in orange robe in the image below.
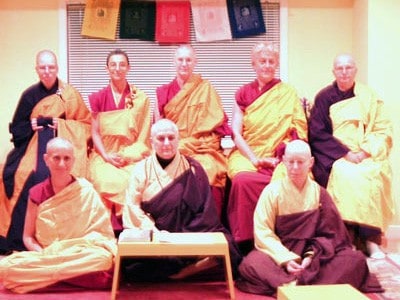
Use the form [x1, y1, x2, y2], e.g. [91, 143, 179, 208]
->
[88, 49, 151, 234]
[0, 50, 91, 253]
[155, 45, 230, 219]
[0, 137, 116, 294]
[227, 42, 307, 253]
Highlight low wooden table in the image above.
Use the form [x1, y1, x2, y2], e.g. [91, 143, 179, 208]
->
[111, 232, 235, 299]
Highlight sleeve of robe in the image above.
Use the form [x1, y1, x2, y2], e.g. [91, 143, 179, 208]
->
[359, 98, 393, 159]
[122, 161, 155, 230]
[119, 89, 151, 161]
[308, 92, 349, 162]
[254, 183, 300, 265]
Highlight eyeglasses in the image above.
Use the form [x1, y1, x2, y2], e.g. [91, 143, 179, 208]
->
[334, 65, 355, 73]
[37, 65, 57, 72]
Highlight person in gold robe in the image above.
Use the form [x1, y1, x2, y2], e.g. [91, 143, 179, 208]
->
[227, 42, 307, 252]
[308, 53, 394, 258]
[236, 140, 382, 296]
[0, 50, 91, 253]
[88, 49, 151, 233]
[155, 45, 230, 218]
[0, 137, 116, 294]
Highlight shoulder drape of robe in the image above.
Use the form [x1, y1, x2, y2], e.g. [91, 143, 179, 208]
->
[88, 85, 151, 205]
[156, 74, 228, 187]
[228, 82, 307, 178]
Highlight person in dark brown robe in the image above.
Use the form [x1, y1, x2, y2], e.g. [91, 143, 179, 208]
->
[236, 140, 382, 296]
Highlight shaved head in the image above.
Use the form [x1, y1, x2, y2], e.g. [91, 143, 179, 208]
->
[333, 53, 355, 69]
[283, 140, 314, 189]
[46, 137, 74, 154]
[284, 139, 312, 158]
[151, 119, 179, 160]
[151, 118, 178, 138]
[332, 53, 357, 92]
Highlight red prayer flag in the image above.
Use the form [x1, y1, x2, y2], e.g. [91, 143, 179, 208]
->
[155, 1, 190, 44]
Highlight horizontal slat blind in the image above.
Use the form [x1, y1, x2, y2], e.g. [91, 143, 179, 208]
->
[66, 2, 280, 124]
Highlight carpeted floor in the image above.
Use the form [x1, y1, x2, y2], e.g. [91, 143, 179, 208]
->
[366, 254, 400, 300]
[1, 254, 400, 299]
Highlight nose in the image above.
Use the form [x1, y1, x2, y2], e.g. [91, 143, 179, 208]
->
[59, 158, 67, 167]
[163, 137, 170, 145]
[292, 161, 300, 169]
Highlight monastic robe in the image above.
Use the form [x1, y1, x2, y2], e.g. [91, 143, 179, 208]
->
[0, 178, 116, 294]
[0, 80, 91, 252]
[88, 84, 151, 207]
[309, 82, 393, 232]
[227, 80, 307, 242]
[122, 152, 242, 280]
[156, 74, 229, 188]
[236, 177, 382, 296]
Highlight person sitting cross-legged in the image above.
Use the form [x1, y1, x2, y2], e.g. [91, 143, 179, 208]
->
[0, 137, 116, 294]
[236, 140, 382, 297]
[122, 119, 242, 282]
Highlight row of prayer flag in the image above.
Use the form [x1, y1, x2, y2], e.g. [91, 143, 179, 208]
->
[81, 0, 266, 43]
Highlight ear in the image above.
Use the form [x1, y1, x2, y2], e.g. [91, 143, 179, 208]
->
[309, 157, 315, 169]
[43, 153, 49, 166]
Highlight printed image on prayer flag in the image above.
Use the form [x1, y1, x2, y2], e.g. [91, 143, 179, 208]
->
[227, 0, 266, 38]
[155, 1, 190, 44]
[81, 0, 121, 40]
[120, 0, 155, 41]
[191, 0, 232, 42]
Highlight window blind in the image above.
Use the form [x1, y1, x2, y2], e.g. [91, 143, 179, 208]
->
[66, 2, 280, 126]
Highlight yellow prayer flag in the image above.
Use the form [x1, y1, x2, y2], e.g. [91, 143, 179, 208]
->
[81, 0, 121, 40]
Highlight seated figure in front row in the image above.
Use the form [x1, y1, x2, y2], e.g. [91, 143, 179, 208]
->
[122, 119, 242, 281]
[0, 137, 116, 294]
[236, 140, 383, 296]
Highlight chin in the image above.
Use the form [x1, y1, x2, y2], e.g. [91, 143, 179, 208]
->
[161, 153, 174, 160]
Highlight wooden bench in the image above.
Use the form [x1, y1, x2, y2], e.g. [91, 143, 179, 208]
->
[111, 232, 235, 299]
